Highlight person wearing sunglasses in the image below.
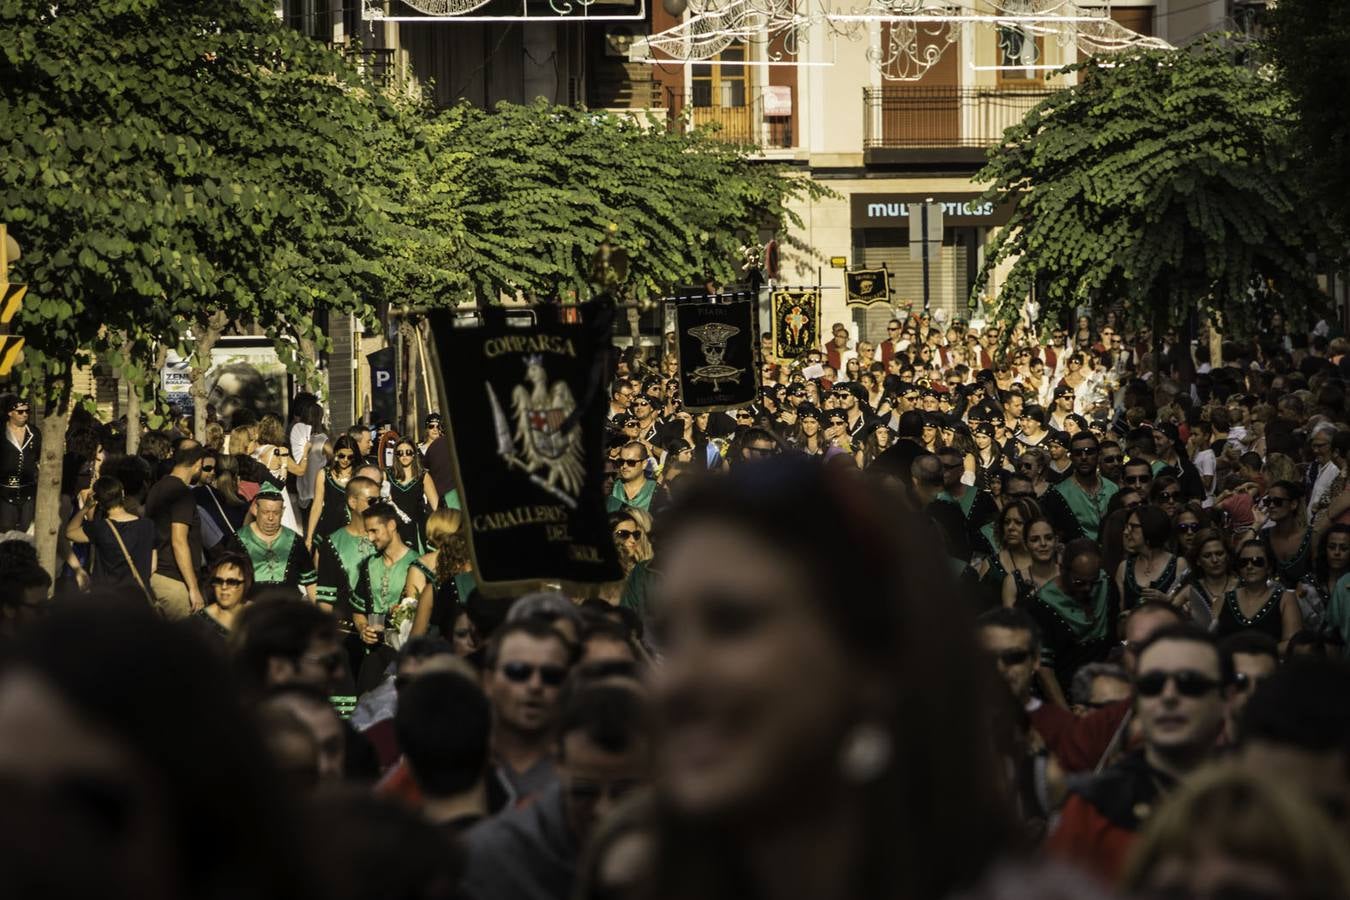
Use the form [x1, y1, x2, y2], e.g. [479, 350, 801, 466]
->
[482, 619, 575, 806]
[1049, 624, 1230, 882]
[187, 551, 255, 643]
[305, 434, 362, 550]
[1257, 481, 1316, 592]
[607, 441, 661, 515]
[1214, 541, 1302, 653]
[1117, 505, 1187, 614]
[385, 438, 438, 552]
[1042, 432, 1119, 544]
[0, 394, 39, 532]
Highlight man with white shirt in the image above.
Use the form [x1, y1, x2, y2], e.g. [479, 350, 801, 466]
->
[1307, 423, 1341, 518]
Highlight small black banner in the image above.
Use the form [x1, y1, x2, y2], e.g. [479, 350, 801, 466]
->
[771, 289, 820, 361]
[845, 268, 891, 307]
[673, 298, 759, 413]
[427, 301, 621, 592]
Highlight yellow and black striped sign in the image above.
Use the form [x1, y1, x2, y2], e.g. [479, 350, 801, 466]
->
[0, 334, 23, 376]
[0, 282, 25, 326]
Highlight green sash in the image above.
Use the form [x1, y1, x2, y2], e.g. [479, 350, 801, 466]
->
[328, 528, 374, 590]
[239, 526, 300, 584]
[607, 478, 656, 514]
[1052, 476, 1118, 541]
[1036, 574, 1111, 643]
[1330, 573, 1350, 644]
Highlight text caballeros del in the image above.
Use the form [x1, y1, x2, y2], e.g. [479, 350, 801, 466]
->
[473, 505, 570, 532]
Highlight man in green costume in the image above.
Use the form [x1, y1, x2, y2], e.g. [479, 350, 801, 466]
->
[226, 483, 316, 600]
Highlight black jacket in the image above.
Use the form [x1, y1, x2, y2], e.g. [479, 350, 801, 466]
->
[0, 425, 39, 486]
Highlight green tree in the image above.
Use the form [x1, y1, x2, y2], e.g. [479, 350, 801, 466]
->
[0, 0, 399, 575]
[973, 41, 1334, 360]
[434, 100, 823, 304]
[1267, 0, 1350, 240]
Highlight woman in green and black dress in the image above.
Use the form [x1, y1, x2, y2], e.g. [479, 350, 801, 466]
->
[1002, 515, 1058, 609]
[1259, 481, 1315, 590]
[1115, 505, 1186, 612]
[1214, 539, 1302, 653]
[387, 437, 439, 552]
[305, 434, 360, 549]
[408, 507, 476, 643]
[1183, 530, 1236, 627]
[984, 498, 1038, 608]
[1299, 524, 1350, 634]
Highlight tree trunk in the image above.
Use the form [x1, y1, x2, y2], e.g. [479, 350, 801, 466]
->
[297, 334, 322, 399]
[33, 373, 72, 581]
[189, 310, 228, 442]
[399, 318, 417, 439]
[1176, 315, 1197, 390]
[123, 337, 142, 454]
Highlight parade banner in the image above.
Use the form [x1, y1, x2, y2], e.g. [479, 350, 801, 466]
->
[845, 268, 891, 307]
[427, 301, 621, 592]
[771, 288, 820, 361]
[673, 298, 759, 413]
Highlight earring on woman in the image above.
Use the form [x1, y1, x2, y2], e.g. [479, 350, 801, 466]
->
[839, 721, 893, 783]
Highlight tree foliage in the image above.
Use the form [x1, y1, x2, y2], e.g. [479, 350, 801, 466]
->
[973, 40, 1335, 342]
[0, 0, 397, 403]
[429, 100, 824, 304]
[1267, 0, 1350, 241]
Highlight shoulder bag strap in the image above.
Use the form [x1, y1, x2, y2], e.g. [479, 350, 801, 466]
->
[108, 519, 155, 603]
[208, 487, 237, 534]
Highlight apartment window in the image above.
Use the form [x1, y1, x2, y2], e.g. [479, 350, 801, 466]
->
[692, 43, 747, 107]
[997, 25, 1043, 82]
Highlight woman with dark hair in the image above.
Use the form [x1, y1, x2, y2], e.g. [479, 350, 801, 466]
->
[0, 604, 321, 900]
[1300, 523, 1350, 634]
[986, 498, 1039, 605]
[1147, 474, 1184, 520]
[188, 551, 255, 643]
[196, 453, 248, 560]
[788, 407, 820, 461]
[859, 422, 893, 468]
[1259, 481, 1315, 590]
[971, 422, 1007, 491]
[64, 475, 157, 599]
[1115, 505, 1186, 611]
[647, 459, 1014, 900]
[1172, 501, 1207, 560]
[305, 434, 361, 548]
[1215, 539, 1303, 652]
[387, 437, 439, 552]
[1004, 515, 1058, 609]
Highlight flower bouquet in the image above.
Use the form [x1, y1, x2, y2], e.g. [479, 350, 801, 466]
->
[385, 597, 419, 651]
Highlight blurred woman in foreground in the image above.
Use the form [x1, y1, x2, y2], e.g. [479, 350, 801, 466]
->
[646, 459, 1013, 900]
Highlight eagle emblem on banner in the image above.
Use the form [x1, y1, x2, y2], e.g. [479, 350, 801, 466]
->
[486, 355, 585, 506]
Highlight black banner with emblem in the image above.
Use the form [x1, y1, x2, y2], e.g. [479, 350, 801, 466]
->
[845, 268, 891, 307]
[672, 297, 759, 413]
[426, 301, 621, 592]
[770, 288, 820, 362]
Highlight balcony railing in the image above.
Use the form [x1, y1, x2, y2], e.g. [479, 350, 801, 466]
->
[863, 86, 1054, 149]
[328, 43, 397, 87]
[666, 87, 794, 150]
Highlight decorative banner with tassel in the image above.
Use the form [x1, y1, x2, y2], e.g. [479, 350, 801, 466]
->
[427, 300, 621, 592]
[770, 288, 821, 362]
[671, 294, 760, 413]
[845, 267, 892, 307]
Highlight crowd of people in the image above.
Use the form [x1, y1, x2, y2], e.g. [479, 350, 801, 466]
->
[1, 305, 1350, 900]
